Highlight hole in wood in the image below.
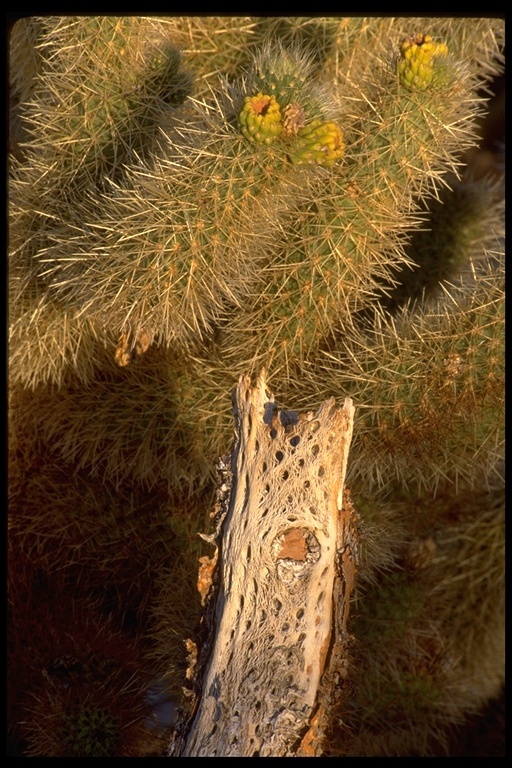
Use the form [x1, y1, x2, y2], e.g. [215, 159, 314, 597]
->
[272, 597, 282, 614]
[273, 527, 320, 563]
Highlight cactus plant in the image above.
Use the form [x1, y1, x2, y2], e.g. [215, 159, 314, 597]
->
[9, 16, 504, 756]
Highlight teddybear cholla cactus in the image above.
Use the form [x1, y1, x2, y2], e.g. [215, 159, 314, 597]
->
[9, 17, 504, 757]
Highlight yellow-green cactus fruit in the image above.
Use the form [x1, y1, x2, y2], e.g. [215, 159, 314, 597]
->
[238, 92, 283, 144]
[290, 119, 345, 167]
[398, 33, 449, 91]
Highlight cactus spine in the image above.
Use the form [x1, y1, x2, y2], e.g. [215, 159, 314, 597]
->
[9, 17, 504, 757]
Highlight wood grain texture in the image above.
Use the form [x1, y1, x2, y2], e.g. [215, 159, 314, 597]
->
[171, 371, 356, 756]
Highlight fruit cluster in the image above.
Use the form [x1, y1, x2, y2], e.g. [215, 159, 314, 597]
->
[398, 33, 450, 90]
[237, 48, 344, 165]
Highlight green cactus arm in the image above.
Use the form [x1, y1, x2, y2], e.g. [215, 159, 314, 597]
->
[13, 17, 192, 179]
[212, 23, 502, 383]
[307, 255, 504, 496]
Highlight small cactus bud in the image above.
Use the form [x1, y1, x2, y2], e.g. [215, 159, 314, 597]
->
[238, 92, 283, 144]
[290, 119, 345, 167]
[398, 33, 449, 91]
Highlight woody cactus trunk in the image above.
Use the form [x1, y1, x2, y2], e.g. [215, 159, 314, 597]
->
[8, 16, 504, 757]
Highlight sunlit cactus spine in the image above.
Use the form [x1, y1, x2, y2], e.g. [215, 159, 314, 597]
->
[211, 26, 485, 382]
[9, 15, 194, 387]
[12, 41, 346, 368]
[9, 16, 504, 757]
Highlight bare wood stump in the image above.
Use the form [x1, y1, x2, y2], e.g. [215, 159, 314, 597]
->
[169, 371, 357, 757]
